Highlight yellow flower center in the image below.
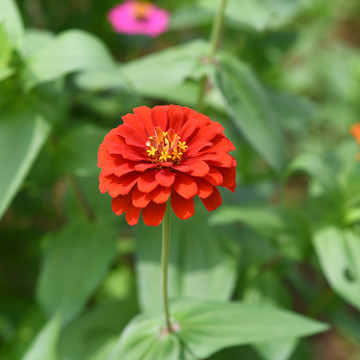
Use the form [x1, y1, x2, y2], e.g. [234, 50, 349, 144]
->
[132, 1, 152, 20]
[146, 127, 188, 163]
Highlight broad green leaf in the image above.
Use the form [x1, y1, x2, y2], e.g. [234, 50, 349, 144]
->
[172, 300, 327, 360]
[0, 98, 52, 220]
[314, 227, 360, 310]
[58, 124, 109, 177]
[209, 204, 287, 236]
[122, 40, 210, 92]
[136, 210, 239, 312]
[20, 29, 54, 58]
[0, 67, 13, 81]
[58, 299, 138, 360]
[36, 219, 117, 324]
[0, 0, 24, 49]
[76, 40, 210, 96]
[22, 315, 60, 360]
[199, 0, 304, 31]
[106, 314, 180, 360]
[0, 24, 11, 67]
[23, 30, 115, 88]
[107, 299, 327, 360]
[242, 271, 297, 360]
[214, 52, 286, 172]
[75, 70, 129, 92]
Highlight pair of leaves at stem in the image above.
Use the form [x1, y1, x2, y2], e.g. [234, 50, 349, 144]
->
[23, 299, 327, 360]
[107, 299, 327, 360]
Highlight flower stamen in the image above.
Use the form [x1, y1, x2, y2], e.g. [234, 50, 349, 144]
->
[146, 127, 187, 164]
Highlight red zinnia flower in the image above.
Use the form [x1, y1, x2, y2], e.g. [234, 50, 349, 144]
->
[350, 123, 360, 144]
[98, 105, 236, 226]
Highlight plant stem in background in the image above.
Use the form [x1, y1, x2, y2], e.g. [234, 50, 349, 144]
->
[209, 0, 228, 58]
[161, 203, 172, 331]
[66, 174, 95, 222]
[197, 0, 228, 111]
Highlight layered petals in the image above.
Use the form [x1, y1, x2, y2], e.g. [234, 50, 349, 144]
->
[98, 105, 236, 226]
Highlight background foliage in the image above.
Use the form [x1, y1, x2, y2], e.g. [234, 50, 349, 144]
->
[1, 0, 360, 359]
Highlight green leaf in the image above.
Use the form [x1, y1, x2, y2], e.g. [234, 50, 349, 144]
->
[172, 300, 327, 360]
[0, 23, 12, 67]
[0, 98, 52, 220]
[135, 210, 239, 312]
[122, 40, 210, 92]
[58, 299, 138, 360]
[58, 124, 109, 177]
[214, 52, 286, 172]
[36, 219, 117, 324]
[106, 314, 180, 360]
[198, 0, 304, 31]
[23, 30, 115, 88]
[242, 271, 297, 360]
[0, 0, 24, 49]
[209, 204, 287, 236]
[20, 29, 54, 58]
[0, 67, 14, 81]
[22, 315, 60, 360]
[76, 40, 210, 97]
[107, 299, 327, 360]
[314, 227, 360, 310]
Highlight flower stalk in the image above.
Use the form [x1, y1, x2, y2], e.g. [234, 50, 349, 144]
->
[161, 202, 172, 331]
[209, 0, 228, 58]
[197, 0, 228, 111]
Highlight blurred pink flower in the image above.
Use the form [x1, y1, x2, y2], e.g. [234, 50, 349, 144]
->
[108, 1, 170, 37]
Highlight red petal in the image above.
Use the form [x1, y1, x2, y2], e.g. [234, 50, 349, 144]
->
[112, 194, 131, 215]
[142, 201, 167, 226]
[179, 118, 199, 142]
[133, 106, 154, 136]
[107, 173, 140, 196]
[121, 147, 146, 162]
[137, 171, 158, 193]
[151, 106, 169, 130]
[196, 178, 214, 199]
[135, 163, 159, 172]
[113, 161, 136, 177]
[219, 167, 237, 192]
[155, 168, 175, 187]
[204, 167, 223, 186]
[188, 122, 224, 150]
[121, 113, 146, 135]
[173, 172, 198, 199]
[99, 173, 112, 194]
[174, 160, 210, 177]
[117, 124, 147, 148]
[125, 203, 141, 226]
[186, 141, 213, 155]
[150, 186, 171, 204]
[201, 187, 222, 211]
[169, 110, 186, 133]
[132, 186, 151, 208]
[171, 191, 195, 220]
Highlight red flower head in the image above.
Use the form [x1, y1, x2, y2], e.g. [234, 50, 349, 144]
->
[350, 123, 360, 145]
[98, 105, 236, 226]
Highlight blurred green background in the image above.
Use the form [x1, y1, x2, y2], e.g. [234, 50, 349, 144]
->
[1, 0, 360, 359]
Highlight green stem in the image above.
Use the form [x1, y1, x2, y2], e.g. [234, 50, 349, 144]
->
[197, 0, 228, 111]
[209, 0, 228, 58]
[161, 203, 172, 331]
